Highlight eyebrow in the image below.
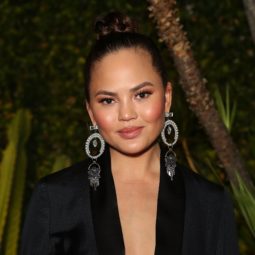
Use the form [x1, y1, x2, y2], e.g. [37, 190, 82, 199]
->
[95, 81, 154, 97]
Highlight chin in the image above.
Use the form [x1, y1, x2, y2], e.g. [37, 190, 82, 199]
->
[110, 140, 158, 157]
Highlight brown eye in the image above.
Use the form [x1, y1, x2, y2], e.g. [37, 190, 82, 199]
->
[136, 91, 152, 99]
[99, 98, 114, 104]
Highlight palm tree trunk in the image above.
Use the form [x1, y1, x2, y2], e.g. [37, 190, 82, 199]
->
[148, 0, 253, 188]
[243, 0, 255, 45]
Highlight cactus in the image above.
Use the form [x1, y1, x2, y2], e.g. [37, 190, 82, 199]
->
[0, 109, 31, 254]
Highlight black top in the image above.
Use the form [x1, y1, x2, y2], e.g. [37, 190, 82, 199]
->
[20, 145, 239, 255]
[90, 145, 185, 255]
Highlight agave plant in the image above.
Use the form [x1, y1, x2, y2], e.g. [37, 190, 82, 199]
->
[232, 173, 255, 238]
[214, 87, 255, 237]
[214, 85, 237, 132]
[0, 109, 31, 255]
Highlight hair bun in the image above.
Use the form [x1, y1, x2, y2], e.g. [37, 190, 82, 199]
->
[95, 11, 138, 39]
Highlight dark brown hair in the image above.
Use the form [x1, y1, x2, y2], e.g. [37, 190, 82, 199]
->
[84, 11, 167, 102]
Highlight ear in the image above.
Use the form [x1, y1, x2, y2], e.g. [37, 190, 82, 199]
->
[85, 101, 96, 125]
[164, 82, 172, 112]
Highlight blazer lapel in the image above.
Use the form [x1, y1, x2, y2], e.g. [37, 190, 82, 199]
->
[154, 147, 185, 254]
[181, 166, 226, 255]
[85, 146, 224, 255]
[89, 145, 186, 255]
[89, 145, 125, 255]
[181, 167, 211, 255]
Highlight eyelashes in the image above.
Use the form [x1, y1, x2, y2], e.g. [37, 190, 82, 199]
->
[98, 98, 114, 104]
[98, 90, 153, 105]
[136, 90, 152, 99]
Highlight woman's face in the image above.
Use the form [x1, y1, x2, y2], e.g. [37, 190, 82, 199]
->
[86, 48, 172, 156]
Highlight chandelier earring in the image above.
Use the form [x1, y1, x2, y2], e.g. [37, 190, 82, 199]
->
[161, 112, 179, 181]
[85, 124, 105, 190]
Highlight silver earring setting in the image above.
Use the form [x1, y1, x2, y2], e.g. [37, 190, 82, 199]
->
[85, 124, 105, 190]
[161, 112, 179, 181]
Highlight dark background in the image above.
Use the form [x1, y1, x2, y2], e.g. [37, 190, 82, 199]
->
[0, 0, 254, 254]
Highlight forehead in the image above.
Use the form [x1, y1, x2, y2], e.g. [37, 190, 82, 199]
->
[94, 47, 153, 72]
[90, 48, 162, 92]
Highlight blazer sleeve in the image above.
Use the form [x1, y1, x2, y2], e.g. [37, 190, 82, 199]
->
[20, 180, 51, 255]
[216, 188, 240, 255]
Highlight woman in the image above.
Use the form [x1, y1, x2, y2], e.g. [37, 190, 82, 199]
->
[20, 12, 239, 255]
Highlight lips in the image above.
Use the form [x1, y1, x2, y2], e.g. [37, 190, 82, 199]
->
[117, 126, 144, 139]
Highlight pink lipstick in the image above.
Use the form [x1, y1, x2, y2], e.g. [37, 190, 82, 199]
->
[117, 126, 144, 139]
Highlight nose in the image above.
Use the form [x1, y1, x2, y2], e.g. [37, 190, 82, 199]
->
[118, 99, 138, 121]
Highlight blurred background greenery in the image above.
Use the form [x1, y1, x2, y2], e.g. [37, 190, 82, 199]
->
[0, 0, 254, 254]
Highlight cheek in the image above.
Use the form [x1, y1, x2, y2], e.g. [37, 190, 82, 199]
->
[92, 109, 115, 131]
[141, 99, 165, 124]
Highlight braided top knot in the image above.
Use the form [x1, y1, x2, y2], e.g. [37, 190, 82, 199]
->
[95, 11, 138, 39]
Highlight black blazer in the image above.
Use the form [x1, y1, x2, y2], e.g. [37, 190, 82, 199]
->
[20, 146, 239, 255]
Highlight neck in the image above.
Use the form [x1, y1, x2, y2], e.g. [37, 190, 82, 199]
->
[110, 143, 161, 183]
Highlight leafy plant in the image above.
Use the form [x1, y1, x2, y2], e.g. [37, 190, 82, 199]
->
[0, 109, 31, 254]
[232, 173, 255, 238]
[214, 85, 237, 131]
[214, 86, 255, 239]
[51, 154, 71, 173]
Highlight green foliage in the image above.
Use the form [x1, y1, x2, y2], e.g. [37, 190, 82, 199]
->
[0, 109, 31, 254]
[0, 0, 149, 180]
[232, 174, 255, 238]
[214, 85, 237, 131]
[51, 155, 71, 173]
[4, 141, 27, 255]
[177, 0, 255, 180]
[0, 0, 254, 254]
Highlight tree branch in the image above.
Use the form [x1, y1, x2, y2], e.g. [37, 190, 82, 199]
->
[243, 0, 255, 45]
[148, 0, 253, 188]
